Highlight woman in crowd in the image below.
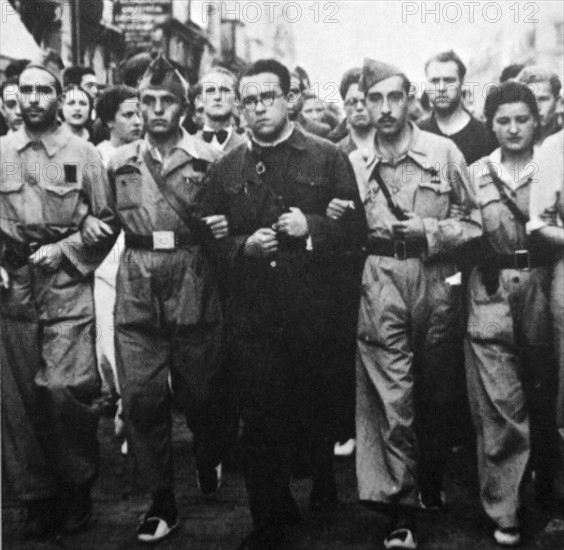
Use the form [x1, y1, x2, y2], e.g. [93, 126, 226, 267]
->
[61, 84, 93, 141]
[466, 80, 558, 547]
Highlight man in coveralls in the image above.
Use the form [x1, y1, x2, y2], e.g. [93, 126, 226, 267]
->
[0, 62, 117, 537]
[97, 54, 229, 544]
[344, 59, 482, 550]
[199, 58, 366, 549]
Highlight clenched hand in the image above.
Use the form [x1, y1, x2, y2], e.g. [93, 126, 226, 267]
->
[273, 207, 309, 238]
[244, 228, 279, 258]
[82, 215, 114, 245]
[203, 215, 229, 240]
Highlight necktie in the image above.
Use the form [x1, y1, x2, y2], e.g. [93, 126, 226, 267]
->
[202, 129, 229, 144]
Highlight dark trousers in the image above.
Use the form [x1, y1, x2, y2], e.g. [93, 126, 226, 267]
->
[230, 326, 335, 535]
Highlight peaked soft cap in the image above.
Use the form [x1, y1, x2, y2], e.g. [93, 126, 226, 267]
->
[359, 58, 407, 92]
[138, 54, 189, 100]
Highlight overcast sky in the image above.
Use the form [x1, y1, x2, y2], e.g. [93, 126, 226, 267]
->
[191, 1, 562, 97]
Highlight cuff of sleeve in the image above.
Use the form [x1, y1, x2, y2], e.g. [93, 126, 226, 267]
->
[306, 235, 313, 251]
[526, 217, 547, 234]
[60, 232, 106, 276]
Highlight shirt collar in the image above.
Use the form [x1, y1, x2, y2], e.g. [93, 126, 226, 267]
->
[250, 121, 305, 150]
[487, 147, 536, 189]
[141, 127, 205, 163]
[363, 122, 430, 171]
[13, 123, 71, 157]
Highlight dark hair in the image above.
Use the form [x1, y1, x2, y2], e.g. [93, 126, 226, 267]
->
[517, 64, 562, 99]
[19, 66, 63, 96]
[1, 77, 19, 100]
[483, 80, 541, 143]
[5, 59, 30, 79]
[61, 84, 94, 122]
[340, 68, 362, 99]
[188, 82, 203, 110]
[63, 66, 95, 87]
[302, 89, 320, 102]
[96, 85, 138, 124]
[500, 63, 525, 83]
[237, 59, 291, 98]
[424, 50, 467, 82]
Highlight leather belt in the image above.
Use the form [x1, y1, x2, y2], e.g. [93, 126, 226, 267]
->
[483, 249, 552, 270]
[125, 232, 198, 251]
[364, 240, 426, 260]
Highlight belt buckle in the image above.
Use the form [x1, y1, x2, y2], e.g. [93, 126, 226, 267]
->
[514, 249, 530, 270]
[152, 231, 175, 251]
[394, 240, 407, 261]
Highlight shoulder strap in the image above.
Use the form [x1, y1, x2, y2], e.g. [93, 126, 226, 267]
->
[141, 149, 213, 242]
[486, 162, 529, 226]
[370, 163, 408, 221]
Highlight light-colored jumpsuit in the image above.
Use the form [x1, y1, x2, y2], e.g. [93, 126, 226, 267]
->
[109, 131, 229, 494]
[1, 125, 116, 501]
[467, 148, 557, 529]
[352, 124, 481, 507]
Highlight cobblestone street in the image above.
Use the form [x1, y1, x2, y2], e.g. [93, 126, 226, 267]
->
[2, 415, 563, 550]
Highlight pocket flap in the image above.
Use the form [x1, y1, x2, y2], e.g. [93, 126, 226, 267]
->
[0, 179, 24, 193]
[44, 183, 80, 197]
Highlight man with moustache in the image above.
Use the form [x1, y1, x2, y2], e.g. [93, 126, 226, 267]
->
[419, 50, 495, 164]
[0, 62, 116, 537]
[90, 55, 229, 544]
[0, 77, 24, 135]
[329, 58, 481, 549]
[196, 67, 246, 154]
[199, 58, 366, 549]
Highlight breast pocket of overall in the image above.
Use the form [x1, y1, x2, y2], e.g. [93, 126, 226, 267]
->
[0, 178, 26, 222]
[42, 180, 82, 227]
[415, 171, 452, 219]
[114, 166, 143, 211]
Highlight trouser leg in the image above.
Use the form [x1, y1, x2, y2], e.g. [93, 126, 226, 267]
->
[1, 317, 58, 502]
[553, 259, 564, 492]
[234, 336, 296, 534]
[33, 270, 101, 487]
[170, 321, 233, 469]
[116, 322, 172, 493]
[356, 258, 422, 507]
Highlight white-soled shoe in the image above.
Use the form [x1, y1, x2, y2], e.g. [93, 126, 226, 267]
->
[334, 439, 356, 457]
[494, 527, 521, 547]
[384, 527, 417, 549]
[137, 516, 179, 544]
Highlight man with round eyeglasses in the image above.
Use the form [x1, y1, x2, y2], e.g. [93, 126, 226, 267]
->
[199, 58, 366, 549]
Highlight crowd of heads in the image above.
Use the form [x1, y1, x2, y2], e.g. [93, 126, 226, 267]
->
[1, 47, 562, 154]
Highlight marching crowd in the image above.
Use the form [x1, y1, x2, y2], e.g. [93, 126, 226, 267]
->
[0, 44, 563, 550]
